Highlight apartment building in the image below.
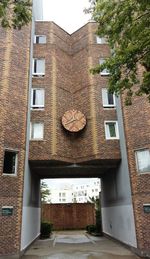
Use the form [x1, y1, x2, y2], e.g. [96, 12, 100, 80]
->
[48, 178, 100, 203]
[0, 3, 149, 258]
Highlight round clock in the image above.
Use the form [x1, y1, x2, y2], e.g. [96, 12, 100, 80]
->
[62, 109, 86, 132]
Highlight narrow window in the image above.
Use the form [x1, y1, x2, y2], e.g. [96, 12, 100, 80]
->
[30, 122, 44, 140]
[32, 59, 45, 76]
[3, 151, 18, 175]
[102, 88, 115, 107]
[34, 35, 46, 44]
[31, 88, 45, 109]
[99, 58, 110, 75]
[105, 121, 119, 139]
[135, 149, 150, 173]
[96, 36, 106, 44]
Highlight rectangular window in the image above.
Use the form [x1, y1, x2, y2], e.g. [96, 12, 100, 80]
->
[31, 88, 45, 109]
[104, 121, 119, 139]
[30, 122, 44, 140]
[32, 58, 45, 76]
[99, 58, 110, 75]
[96, 36, 107, 44]
[3, 150, 18, 175]
[34, 35, 46, 44]
[102, 88, 115, 107]
[135, 149, 150, 173]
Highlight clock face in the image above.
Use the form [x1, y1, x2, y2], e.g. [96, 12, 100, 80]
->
[62, 110, 86, 132]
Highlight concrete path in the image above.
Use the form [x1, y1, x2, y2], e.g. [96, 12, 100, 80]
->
[22, 230, 140, 259]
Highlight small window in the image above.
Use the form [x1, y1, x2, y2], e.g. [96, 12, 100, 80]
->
[99, 58, 110, 75]
[96, 36, 106, 44]
[31, 88, 45, 109]
[30, 122, 44, 140]
[3, 150, 18, 175]
[135, 149, 150, 173]
[34, 35, 46, 44]
[102, 88, 115, 107]
[32, 58, 45, 76]
[104, 121, 119, 139]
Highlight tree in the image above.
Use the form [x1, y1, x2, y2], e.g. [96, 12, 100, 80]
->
[89, 0, 150, 104]
[0, 0, 32, 29]
[41, 181, 51, 204]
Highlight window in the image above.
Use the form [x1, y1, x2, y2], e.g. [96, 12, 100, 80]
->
[3, 150, 18, 175]
[30, 122, 44, 140]
[135, 149, 150, 173]
[31, 88, 45, 109]
[104, 121, 119, 139]
[99, 58, 110, 75]
[32, 58, 45, 76]
[96, 36, 107, 44]
[34, 35, 46, 44]
[102, 88, 115, 107]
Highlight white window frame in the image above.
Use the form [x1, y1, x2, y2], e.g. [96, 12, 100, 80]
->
[30, 122, 44, 140]
[96, 36, 107, 44]
[34, 35, 46, 44]
[32, 58, 45, 77]
[99, 58, 110, 75]
[31, 88, 45, 109]
[104, 121, 119, 140]
[102, 88, 115, 108]
[3, 150, 18, 176]
[135, 149, 150, 174]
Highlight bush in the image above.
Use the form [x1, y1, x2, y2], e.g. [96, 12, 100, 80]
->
[86, 224, 96, 233]
[96, 210, 102, 234]
[40, 222, 53, 239]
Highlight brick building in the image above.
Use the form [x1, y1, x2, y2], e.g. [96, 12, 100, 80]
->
[0, 2, 150, 258]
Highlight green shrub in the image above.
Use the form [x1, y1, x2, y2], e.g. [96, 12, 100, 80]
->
[86, 224, 96, 233]
[40, 222, 53, 239]
[96, 210, 102, 234]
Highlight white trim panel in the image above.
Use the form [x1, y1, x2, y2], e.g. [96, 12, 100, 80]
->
[102, 204, 137, 248]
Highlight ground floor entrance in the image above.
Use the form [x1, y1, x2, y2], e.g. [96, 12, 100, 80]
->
[22, 230, 140, 259]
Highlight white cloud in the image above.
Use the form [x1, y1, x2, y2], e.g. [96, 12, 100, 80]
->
[43, 0, 91, 33]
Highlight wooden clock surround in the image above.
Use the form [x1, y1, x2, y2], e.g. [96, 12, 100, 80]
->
[62, 109, 86, 132]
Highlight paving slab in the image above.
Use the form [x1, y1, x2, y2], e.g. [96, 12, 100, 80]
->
[22, 230, 141, 259]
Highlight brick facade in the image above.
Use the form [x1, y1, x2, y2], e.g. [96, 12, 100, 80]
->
[29, 22, 120, 165]
[0, 20, 149, 258]
[0, 25, 31, 256]
[42, 203, 95, 230]
[121, 94, 150, 255]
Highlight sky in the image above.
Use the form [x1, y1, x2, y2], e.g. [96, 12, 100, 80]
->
[42, 0, 96, 189]
[43, 0, 91, 34]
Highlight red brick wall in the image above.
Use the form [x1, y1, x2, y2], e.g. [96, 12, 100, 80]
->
[121, 93, 150, 254]
[29, 22, 120, 164]
[42, 203, 96, 230]
[0, 25, 31, 256]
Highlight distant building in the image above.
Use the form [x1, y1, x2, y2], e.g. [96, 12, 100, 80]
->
[49, 179, 100, 204]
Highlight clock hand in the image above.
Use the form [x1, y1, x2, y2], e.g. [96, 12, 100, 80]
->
[64, 118, 76, 125]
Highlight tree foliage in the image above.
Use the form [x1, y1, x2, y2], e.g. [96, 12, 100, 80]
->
[89, 0, 150, 104]
[0, 0, 32, 29]
[41, 181, 51, 204]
